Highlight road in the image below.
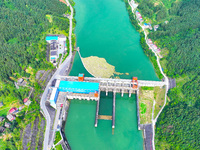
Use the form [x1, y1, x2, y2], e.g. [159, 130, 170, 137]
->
[40, 0, 73, 149]
[128, 1, 169, 150]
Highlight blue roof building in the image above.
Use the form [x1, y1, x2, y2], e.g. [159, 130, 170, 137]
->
[46, 36, 58, 41]
[50, 88, 59, 108]
[58, 81, 99, 94]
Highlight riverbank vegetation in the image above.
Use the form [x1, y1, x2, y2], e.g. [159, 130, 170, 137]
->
[0, 0, 70, 149]
[125, 0, 200, 149]
[54, 131, 62, 145]
[139, 86, 165, 124]
[139, 88, 154, 124]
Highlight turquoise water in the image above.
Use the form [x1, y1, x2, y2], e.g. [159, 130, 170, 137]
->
[66, 94, 143, 150]
[69, 0, 159, 80]
[65, 0, 159, 149]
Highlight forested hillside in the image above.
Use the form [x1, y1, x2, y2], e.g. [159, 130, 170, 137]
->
[133, 0, 200, 149]
[0, 0, 68, 81]
[0, 0, 69, 149]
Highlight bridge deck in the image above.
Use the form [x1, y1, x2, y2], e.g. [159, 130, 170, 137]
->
[98, 115, 112, 120]
[58, 76, 166, 87]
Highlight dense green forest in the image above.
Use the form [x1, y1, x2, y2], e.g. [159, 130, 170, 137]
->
[0, 0, 69, 81]
[0, 0, 69, 149]
[125, 0, 200, 149]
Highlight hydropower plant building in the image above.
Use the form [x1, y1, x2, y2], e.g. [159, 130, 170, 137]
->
[49, 74, 100, 109]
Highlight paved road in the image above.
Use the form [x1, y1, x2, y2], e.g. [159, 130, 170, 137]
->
[40, 0, 73, 149]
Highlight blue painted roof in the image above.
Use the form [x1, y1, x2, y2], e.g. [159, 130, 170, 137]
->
[144, 23, 148, 25]
[59, 81, 99, 91]
[51, 57, 56, 59]
[78, 73, 84, 77]
[46, 36, 58, 41]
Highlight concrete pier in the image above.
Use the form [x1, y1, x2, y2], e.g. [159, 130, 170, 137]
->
[136, 90, 142, 130]
[112, 92, 116, 129]
[129, 90, 132, 97]
[95, 99, 100, 127]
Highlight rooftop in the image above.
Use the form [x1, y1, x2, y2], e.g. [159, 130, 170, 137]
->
[59, 81, 99, 92]
[46, 36, 58, 41]
[9, 108, 17, 113]
[51, 51, 57, 56]
[78, 73, 84, 77]
[23, 98, 28, 103]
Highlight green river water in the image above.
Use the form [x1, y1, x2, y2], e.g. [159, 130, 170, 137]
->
[65, 0, 159, 149]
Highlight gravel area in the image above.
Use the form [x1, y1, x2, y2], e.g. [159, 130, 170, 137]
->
[22, 123, 32, 150]
[43, 69, 56, 88]
[144, 124, 153, 150]
[168, 78, 176, 89]
[36, 70, 45, 80]
[38, 118, 46, 150]
[30, 117, 39, 150]
[40, 70, 51, 83]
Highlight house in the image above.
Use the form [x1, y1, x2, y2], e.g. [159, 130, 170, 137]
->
[144, 23, 152, 30]
[154, 25, 159, 31]
[7, 114, 15, 122]
[131, 1, 138, 9]
[136, 11, 141, 20]
[0, 102, 3, 107]
[23, 98, 28, 103]
[152, 44, 158, 51]
[147, 39, 153, 44]
[157, 49, 161, 52]
[144, 23, 150, 28]
[0, 117, 5, 122]
[9, 108, 17, 114]
[4, 122, 11, 128]
[17, 78, 24, 84]
[139, 16, 143, 22]
[50, 50, 58, 64]
[17, 78, 27, 86]
[0, 126, 5, 133]
[23, 98, 31, 106]
[46, 35, 67, 66]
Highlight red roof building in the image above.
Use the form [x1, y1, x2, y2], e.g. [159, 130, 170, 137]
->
[23, 98, 29, 103]
[9, 108, 17, 114]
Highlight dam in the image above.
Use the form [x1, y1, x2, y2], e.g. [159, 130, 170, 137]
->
[50, 74, 165, 130]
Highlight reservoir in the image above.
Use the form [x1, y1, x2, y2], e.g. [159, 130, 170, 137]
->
[65, 0, 159, 149]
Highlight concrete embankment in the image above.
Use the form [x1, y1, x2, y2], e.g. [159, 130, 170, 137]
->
[112, 92, 116, 129]
[61, 100, 71, 150]
[136, 90, 142, 130]
[95, 99, 100, 127]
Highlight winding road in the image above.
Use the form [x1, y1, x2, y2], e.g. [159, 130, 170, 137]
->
[40, 0, 73, 149]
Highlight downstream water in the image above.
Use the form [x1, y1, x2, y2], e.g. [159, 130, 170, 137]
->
[65, 0, 159, 149]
